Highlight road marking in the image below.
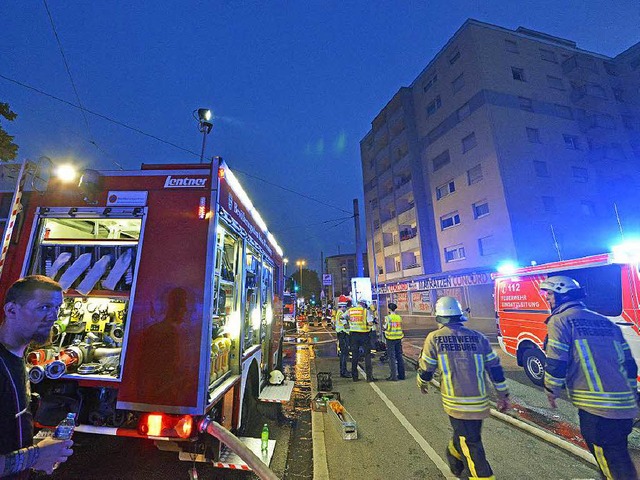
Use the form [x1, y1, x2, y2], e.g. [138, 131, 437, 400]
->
[357, 366, 457, 479]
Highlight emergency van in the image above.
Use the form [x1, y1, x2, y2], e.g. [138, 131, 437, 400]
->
[0, 158, 292, 466]
[494, 250, 640, 386]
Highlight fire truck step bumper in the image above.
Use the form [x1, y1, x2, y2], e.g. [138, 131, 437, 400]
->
[178, 437, 276, 469]
[259, 380, 294, 403]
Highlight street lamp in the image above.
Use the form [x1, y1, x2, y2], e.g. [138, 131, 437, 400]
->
[194, 108, 213, 164]
[296, 259, 306, 293]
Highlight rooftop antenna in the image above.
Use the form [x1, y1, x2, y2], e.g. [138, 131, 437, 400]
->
[550, 224, 562, 261]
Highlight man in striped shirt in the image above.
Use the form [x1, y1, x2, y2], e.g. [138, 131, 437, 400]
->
[417, 296, 509, 480]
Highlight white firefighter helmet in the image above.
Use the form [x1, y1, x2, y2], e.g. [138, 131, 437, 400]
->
[434, 296, 466, 324]
[269, 370, 285, 385]
[539, 275, 581, 294]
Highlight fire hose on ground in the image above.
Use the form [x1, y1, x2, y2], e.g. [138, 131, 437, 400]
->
[198, 417, 279, 480]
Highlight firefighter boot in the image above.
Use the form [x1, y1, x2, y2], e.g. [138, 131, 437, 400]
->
[446, 440, 465, 477]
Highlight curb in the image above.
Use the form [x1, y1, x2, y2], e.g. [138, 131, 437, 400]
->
[310, 357, 330, 480]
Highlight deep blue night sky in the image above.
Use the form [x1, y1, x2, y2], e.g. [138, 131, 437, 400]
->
[2, 1, 639, 272]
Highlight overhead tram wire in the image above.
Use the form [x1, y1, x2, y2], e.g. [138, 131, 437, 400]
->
[275, 215, 354, 233]
[42, 0, 123, 170]
[0, 73, 351, 214]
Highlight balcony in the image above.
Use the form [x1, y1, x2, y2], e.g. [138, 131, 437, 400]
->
[397, 205, 416, 225]
[561, 54, 600, 81]
[385, 270, 403, 280]
[403, 265, 423, 277]
[384, 243, 399, 257]
[400, 235, 420, 251]
[569, 85, 607, 106]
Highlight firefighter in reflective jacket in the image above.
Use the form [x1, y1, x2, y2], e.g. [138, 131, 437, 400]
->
[541, 275, 638, 480]
[342, 300, 376, 382]
[335, 295, 351, 378]
[417, 297, 509, 480]
[383, 302, 405, 381]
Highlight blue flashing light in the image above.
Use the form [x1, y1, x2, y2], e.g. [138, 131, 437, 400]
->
[611, 240, 640, 264]
[496, 261, 518, 275]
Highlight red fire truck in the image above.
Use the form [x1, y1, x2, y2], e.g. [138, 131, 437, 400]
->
[494, 248, 640, 386]
[0, 158, 291, 465]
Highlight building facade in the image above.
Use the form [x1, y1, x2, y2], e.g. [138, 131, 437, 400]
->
[324, 253, 369, 301]
[360, 19, 640, 325]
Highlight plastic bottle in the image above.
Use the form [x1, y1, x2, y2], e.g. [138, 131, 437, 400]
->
[54, 412, 76, 440]
[261, 423, 269, 453]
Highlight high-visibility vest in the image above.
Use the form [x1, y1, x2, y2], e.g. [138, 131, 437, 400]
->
[346, 306, 368, 332]
[335, 310, 348, 333]
[384, 313, 404, 340]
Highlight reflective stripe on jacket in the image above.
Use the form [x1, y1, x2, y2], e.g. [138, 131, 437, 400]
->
[345, 306, 369, 332]
[335, 310, 348, 333]
[544, 301, 639, 419]
[419, 324, 508, 420]
[384, 313, 404, 340]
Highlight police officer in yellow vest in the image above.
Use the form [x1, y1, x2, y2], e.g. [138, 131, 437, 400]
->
[541, 276, 638, 480]
[342, 299, 376, 382]
[417, 297, 509, 480]
[335, 295, 351, 378]
[383, 302, 405, 381]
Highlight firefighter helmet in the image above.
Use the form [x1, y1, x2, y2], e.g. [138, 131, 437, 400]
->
[539, 276, 582, 294]
[435, 296, 464, 316]
[269, 370, 285, 385]
[337, 295, 350, 307]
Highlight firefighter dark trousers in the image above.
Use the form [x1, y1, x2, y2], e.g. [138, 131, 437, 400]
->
[337, 332, 350, 376]
[448, 417, 494, 480]
[350, 332, 372, 380]
[578, 409, 637, 480]
[385, 338, 405, 380]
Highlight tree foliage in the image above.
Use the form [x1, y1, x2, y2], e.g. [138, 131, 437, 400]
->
[0, 102, 18, 162]
[290, 268, 321, 303]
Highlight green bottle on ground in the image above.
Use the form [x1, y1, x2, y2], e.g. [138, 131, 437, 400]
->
[261, 423, 269, 452]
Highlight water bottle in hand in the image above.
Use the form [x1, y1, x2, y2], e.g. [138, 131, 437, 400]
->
[54, 413, 76, 440]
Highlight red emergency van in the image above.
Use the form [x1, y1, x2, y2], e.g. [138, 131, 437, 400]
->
[494, 251, 640, 386]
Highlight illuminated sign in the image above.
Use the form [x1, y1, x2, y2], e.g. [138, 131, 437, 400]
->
[163, 176, 208, 188]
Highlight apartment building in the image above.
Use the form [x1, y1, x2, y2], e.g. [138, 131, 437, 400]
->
[360, 19, 640, 323]
[325, 253, 369, 301]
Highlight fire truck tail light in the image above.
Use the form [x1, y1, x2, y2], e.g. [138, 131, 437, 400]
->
[138, 413, 194, 438]
[198, 197, 207, 219]
[218, 167, 225, 179]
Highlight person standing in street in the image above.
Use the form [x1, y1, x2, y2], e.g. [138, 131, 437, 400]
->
[0, 275, 74, 478]
[417, 296, 509, 480]
[541, 275, 638, 480]
[342, 299, 376, 382]
[383, 302, 405, 381]
[334, 296, 351, 378]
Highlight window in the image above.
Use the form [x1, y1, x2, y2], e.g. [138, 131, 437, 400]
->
[478, 236, 497, 256]
[622, 115, 636, 130]
[457, 103, 471, 121]
[432, 150, 450, 172]
[540, 49, 557, 63]
[426, 96, 442, 117]
[511, 67, 526, 82]
[534, 160, 549, 177]
[449, 50, 460, 65]
[613, 88, 624, 103]
[519, 96, 533, 112]
[472, 200, 489, 219]
[505, 39, 519, 53]
[452, 73, 465, 94]
[580, 201, 596, 217]
[373, 219, 380, 230]
[444, 244, 465, 262]
[572, 167, 589, 182]
[462, 132, 477, 153]
[563, 134, 580, 150]
[423, 73, 438, 92]
[467, 164, 483, 185]
[436, 180, 455, 200]
[603, 62, 618, 76]
[586, 83, 606, 98]
[374, 241, 381, 252]
[440, 211, 461, 230]
[526, 127, 541, 143]
[547, 76, 564, 90]
[542, 196, 556, 213]
[555, 104, 573, 119]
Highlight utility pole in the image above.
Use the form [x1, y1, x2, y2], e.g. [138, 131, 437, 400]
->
[353, 199, 364, 277]
[320, 250, 324, 308]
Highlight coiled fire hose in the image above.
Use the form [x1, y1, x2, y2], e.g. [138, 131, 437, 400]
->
[198, 417, 279, 480]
